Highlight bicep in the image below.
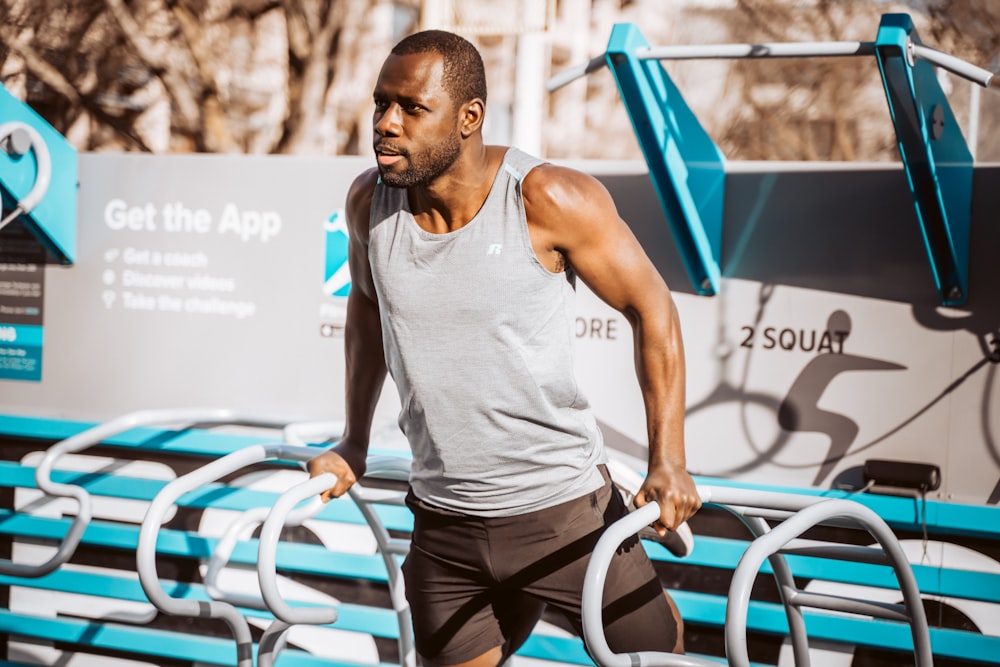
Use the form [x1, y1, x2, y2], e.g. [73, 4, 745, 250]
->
[543, 171, 670, 317]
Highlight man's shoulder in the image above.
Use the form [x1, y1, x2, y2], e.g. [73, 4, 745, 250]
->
[349, 167, 380, 198]
[520, 160, 606, 213]
[345, 168, 380, 236]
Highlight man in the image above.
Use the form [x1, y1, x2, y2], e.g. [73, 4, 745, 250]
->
[308, 29, 700, 667]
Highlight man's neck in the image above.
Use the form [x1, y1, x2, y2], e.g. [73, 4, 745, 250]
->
[408, 145, 505, 234]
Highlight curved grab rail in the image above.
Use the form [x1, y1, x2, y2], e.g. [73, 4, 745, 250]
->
[725, 498, 932, 667]
[583, 486, 933, 667]
[582, 501, 717, 667]
[606, 454, 694, 558]
[256, 619, 293, 667]
[202, 500, 322, 608]
[0, 120, 51, 231]
[2, 407, 289, 578]
[137, 441, 318, 667]
[258, 454, 414, 667]
[202, 420, 346, 603]
[257, 473, 340, 625]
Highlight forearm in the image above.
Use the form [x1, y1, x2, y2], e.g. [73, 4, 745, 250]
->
[339, 289, 388, 471]
[631, 298, 687, 471]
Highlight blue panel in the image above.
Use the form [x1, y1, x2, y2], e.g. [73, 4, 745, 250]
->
[874, 14, 973, 305]
[604, 23, 726, 295]
[0, 84, 78, 264]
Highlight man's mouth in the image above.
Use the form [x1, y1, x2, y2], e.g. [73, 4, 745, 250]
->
[375, 145, 406, 166]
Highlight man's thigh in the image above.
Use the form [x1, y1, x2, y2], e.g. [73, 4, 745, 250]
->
[401, 472, 681, 662]
[501, 474, 681, 654]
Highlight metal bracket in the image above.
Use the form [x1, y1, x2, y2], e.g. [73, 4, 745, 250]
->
[0, 84, 77, 265]
[604, 23, 726, 296]
[874, 14, 974, 305]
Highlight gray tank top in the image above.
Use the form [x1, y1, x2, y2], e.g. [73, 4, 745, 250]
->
[367, 147, 607, 517]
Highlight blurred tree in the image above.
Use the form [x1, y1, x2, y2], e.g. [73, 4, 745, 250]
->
[0, 0, 995, 159]
[0, 0, 409, 153]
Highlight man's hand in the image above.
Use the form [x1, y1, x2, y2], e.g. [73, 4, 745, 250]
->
[633, 462, 701, 535]
[306, 441, 368, 503]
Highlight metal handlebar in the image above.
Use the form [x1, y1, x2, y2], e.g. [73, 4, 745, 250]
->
[0, 120, 51, 231]
[2, 407, 289, 578]
[583, 501, 714, 667]
[257, 473, 339, 625]
[547, 38, 995, 92]
[582, 486, 933, 667]
[137, 441, 319, 667]
[257, 454, 415, 667]
[724, 498, 932, 667]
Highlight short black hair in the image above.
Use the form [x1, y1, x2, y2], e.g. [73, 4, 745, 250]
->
[391, 30, 487, 107]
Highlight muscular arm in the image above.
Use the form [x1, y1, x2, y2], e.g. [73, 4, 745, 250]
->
[522, 164, 701, 532]
[308, 169, 388, 501]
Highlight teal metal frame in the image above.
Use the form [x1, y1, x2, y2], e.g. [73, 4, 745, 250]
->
[580, 13, 993, 305]
[874, 13, 974, 305]
[0, 84, 77, 264]
[605, 23, 726, 297]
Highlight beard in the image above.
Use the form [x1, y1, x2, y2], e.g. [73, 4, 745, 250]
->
[377, 130, 462, 188]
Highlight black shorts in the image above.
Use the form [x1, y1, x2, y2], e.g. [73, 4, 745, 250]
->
[401, 466, 679, 664]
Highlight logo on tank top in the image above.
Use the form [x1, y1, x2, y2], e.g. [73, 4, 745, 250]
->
[487, 243, 503, 256]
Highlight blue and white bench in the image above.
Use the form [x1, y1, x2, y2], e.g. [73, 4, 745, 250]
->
[2, 410, 1000, 666]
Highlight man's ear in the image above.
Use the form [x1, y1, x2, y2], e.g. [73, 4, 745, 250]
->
[459, 98, 486, 138]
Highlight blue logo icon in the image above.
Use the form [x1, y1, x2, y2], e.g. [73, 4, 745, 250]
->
[324, 209, 351, 298]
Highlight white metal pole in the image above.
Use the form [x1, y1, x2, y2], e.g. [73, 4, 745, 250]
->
[511, 0, 547, 155]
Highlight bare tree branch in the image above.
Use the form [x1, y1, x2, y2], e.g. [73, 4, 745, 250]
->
[103, 0, 202, 135]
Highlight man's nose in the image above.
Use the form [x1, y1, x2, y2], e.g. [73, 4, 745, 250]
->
[375, 104, 402, 136]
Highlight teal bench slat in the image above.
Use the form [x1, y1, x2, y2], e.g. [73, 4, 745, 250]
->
[671, 589, 1000, 663]
[0, 414, 278, 458]
[0, 569, 399, 639]
[0, 608, 395, 667]
[0, 461, 414, 532]
[692, 475, 1000, 540]
[0, 413, 405, 460]
[0, 567, 595, 667]
[645, 536, 1000, 605]
[8, 504, 1000, 613]
[0, 510, 393, 582]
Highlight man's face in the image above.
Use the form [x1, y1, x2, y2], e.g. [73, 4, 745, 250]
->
[372, 52, 462, 188]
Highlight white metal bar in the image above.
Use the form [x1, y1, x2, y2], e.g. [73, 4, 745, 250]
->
[911, 43, 994, 87]
[637, 41, 876, 60]
[546, 39, 997, 92]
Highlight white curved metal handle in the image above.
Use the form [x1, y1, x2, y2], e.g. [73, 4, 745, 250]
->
[2, 407, 278, 578]
[582, 501, 714, 667]
[204, 490, 322, 605]
[0, 121, 51, 229]
[137, 439, 317, 667]
[258, 472, 339, 625]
